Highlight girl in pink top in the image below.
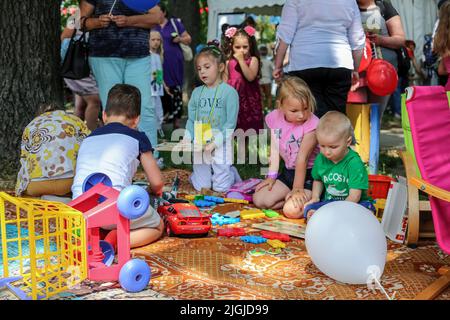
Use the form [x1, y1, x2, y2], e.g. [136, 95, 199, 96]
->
[253, 76, 320, 219]
[433, 2, 450, 91]
[223, 26, 264, 132]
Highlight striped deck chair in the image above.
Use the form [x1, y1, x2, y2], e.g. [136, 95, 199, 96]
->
[403, 86, 450, 299]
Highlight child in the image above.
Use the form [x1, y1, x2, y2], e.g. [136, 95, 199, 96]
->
[72, 84, 164, 248]
[259, 45, 274, 112]
[149, 30, 165, 138]
[253, 76, 320, 219]
[303, 111, 375, 222]
[433, 1, 450, 91]
[223, 26, 264, 132]
[16, 103, 89, 197]
[184, 45, 241, 192]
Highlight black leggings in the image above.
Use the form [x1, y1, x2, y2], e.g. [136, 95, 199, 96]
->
[289, 68, 352, 118]
[161, 85, 183, 121]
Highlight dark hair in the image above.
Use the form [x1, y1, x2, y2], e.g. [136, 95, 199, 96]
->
[241, 16, 256, 28]
[195, 42, 225, 70]
[105, 84, 141, 119]
[438, 0, 449, 9]
[158, 2, 169, 17]
[223, 28, 261, 77]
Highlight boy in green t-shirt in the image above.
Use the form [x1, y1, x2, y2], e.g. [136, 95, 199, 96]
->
[303, 111, 375, 222]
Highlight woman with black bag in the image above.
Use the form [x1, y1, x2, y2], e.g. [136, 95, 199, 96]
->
[61, 6, 101, 131]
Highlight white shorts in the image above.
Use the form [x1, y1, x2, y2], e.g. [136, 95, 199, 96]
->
[102, 205, 161, 230]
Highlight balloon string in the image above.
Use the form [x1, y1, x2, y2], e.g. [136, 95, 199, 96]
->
[109, 0, 118, 16]
[372, 275, 395, 300]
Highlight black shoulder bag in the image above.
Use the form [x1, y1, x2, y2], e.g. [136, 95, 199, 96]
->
[61, 18, 90, 80]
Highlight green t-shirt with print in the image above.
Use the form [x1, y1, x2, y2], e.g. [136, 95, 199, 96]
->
[312, 148, 370, 202]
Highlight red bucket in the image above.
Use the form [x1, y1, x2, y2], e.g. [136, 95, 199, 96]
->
[368, 175, 395, 199]
[366, 59, 398, 96]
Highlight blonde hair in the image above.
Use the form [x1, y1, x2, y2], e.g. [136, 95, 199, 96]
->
[276, 76, 316, 113]
[433, 2, 450, 56]
[150, 30, 164, 63]
[316, 111, 353, 139]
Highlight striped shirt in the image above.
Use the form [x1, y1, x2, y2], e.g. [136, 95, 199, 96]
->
[86, 0, 150, 58]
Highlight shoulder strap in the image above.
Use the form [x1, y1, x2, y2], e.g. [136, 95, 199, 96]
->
[375, 0, 387, 20]
[170, 18, 179, 34]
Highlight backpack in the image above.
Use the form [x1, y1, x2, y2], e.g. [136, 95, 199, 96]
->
[374, 0, 411, 76]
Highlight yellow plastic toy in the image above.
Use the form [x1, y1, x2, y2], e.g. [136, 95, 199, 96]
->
[0, 192, 87, 300]
[223, 198, 249, 204]
[240, 209, 265, 220]
[346, 104, 370, 163]
[373, 198, 386, 222]
[267, 239, 286, 249]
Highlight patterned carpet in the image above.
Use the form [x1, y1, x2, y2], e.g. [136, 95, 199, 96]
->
[1, 169, 449, 300]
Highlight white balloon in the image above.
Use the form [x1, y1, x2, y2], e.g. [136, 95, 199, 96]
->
[305, 201, 387, 284]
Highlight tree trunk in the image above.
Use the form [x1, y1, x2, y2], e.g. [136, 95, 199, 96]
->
[0, 1, 63, 185]
[169, 0, 200, 97]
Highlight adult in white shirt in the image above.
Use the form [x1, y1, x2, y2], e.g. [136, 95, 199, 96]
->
[273, 0, 365, 117]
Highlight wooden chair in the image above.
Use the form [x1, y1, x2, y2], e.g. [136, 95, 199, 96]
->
[399, 150, 435, 247]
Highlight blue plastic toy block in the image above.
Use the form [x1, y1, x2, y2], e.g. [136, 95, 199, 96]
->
[240, 235, 267, 244]
[194, 200, 216, 207]
[211, 213, 240, 226]
[204, 196, 225, 204]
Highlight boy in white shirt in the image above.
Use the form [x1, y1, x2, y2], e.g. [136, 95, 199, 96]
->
[72, 84, 164, 248]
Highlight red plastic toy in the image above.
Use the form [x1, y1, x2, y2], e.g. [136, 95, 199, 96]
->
[68, 173, 152, 292]
[217, 227, 246, 237]
[157, 202, 211, 237]
[260, 231, 291, 242]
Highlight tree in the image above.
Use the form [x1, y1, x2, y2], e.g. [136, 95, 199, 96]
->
[0, 1, 63, 186]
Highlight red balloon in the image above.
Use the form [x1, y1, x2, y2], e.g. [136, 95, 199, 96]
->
[358, 39, 373, 72]
[366, 59, 398, 96]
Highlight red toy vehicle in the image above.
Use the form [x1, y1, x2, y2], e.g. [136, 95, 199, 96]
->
[157, 202, 211, 237]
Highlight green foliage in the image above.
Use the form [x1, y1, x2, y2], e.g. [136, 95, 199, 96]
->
[256, 16, 277, 46]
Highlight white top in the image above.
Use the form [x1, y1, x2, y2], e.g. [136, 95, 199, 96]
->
[150, 52, 164, 96]
[277, 0, 365, 71]
[260, 57, 274, 85]
[72, 123, 153, 199]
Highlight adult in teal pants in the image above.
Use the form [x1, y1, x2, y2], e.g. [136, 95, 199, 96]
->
[80, 0, 163, 158]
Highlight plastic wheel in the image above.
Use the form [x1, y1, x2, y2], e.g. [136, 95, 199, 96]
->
[119, 259, 151, 293]
[82, 172, 112, 193]
[117, 185, 150, 220]
[99, 240, 115, 266]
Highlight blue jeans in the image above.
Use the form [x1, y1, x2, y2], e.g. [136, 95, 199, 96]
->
[304, 200, 376, 218]
[89, 56, 158, 158]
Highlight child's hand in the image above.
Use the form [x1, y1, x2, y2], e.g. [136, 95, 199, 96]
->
[204, 142, 216, 153]
[255, 178, 276, 192]
[233, 51, 245, 63]
[285, 189, 308, 208]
